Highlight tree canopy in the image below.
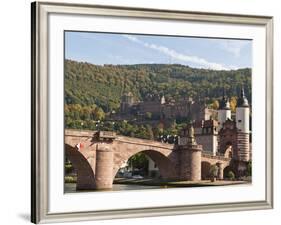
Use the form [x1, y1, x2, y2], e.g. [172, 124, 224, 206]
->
[64, 60, 251, 139]
[65, 59, 251, 113]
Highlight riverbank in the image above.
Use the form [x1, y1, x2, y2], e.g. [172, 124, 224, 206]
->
[64, 183, 161, 193]
[113, 178, 250, 187]
[64, 179, 250, 193]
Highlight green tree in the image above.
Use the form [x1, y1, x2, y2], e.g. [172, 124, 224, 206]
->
[209, 165, 218, 182]
[145, 112, 152, 120]
[146, 124, 154, 140]
[65, 60, 252, 114]
[157, 122, 164, 134]
[246, 160, 252, 177]
[226, 171, 235, 180]
[94, 107, 105, 120]
[128, 153, 149, 171]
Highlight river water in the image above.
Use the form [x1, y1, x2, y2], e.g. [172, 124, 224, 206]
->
[65, 183, 161, 193]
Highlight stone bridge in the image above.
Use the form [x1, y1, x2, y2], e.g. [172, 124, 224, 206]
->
[65, 129, 232, 190]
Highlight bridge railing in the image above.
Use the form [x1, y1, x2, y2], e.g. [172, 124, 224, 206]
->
[202, 151, 229, 160]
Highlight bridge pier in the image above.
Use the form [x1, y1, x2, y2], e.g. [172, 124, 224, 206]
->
[179, 145, 202, 181]
[95, 145, 114, 190]
[189, 145, 202, 181]
[179, 124, 202, 181]
[179, 147, 191, 180]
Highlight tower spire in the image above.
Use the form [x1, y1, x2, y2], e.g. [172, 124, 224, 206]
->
[240, 86, 245, 98]
[237, 86, 249, 107]
[219, 88, 229, 110]
[218, 88, 231, 130]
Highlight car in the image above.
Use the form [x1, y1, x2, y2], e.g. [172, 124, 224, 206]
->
[132, 175, 143, 179]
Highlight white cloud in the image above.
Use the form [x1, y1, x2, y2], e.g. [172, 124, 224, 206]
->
[220, 40, 248, 58]
[123, 35, 141, 43]
[123, 35, 231, 70]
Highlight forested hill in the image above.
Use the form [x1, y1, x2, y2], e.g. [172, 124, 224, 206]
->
[65, 59, 251, 113]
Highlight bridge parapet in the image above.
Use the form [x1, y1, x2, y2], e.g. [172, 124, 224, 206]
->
[65, 129, 98, 137]
[202, 151, 231, 162]
[97, 131, 117, 142]
[65, 129, 176, 151]
[115, 135, 175, 150]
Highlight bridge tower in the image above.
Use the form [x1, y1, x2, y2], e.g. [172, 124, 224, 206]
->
[218, 89, 231, 131]
[180, 123, 202, 181]
[236, 87, 250, 162]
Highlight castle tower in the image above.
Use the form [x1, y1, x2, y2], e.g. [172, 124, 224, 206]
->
[236, 87, 250, 162]
[120, 74, 135, 114]
[120, 92, 134, 114]
[218, 90, 231, 131]
[194, 119, 218, 156]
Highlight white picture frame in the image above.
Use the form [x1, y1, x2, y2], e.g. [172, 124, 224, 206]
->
[31, 1, 273, 223]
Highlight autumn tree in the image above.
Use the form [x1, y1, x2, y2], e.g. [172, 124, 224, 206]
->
[212, 100, 220, 110]
[230, 96, 237, 112]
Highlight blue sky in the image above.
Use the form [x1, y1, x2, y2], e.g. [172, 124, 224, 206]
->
[65, 31, 252, 70]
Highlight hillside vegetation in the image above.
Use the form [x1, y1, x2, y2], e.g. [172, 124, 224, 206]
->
[65, 59, 251, 113]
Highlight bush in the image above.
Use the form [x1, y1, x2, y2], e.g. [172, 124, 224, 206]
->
[65, 164, 73, 173]
[209, 165, 218, 178]
[145, 112, 152, 120]
[209, 165, 218, 182]
[226, 171, 235, 180]
[246, 160, 252, 177]
[64, 176, 77, 183]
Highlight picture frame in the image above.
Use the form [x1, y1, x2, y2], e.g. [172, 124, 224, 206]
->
[31, 1, 273, 224]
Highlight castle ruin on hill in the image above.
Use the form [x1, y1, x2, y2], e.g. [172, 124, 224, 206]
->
[120, 92, 217, 121]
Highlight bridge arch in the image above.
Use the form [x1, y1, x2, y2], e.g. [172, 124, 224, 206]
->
[65, 144, 95, 190]
[113, 148, 178, 180]
[64, 129, 234, 190]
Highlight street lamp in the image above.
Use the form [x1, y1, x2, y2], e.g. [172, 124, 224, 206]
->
[80, 122, 84, 133]
[95, 120, 104, 131]
[112, 121, 115, 131]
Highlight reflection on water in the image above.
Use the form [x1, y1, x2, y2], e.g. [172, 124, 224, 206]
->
[65, 183, 161, 193]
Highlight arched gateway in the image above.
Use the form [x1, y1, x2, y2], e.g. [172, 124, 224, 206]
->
[65, 129, 232, 190]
